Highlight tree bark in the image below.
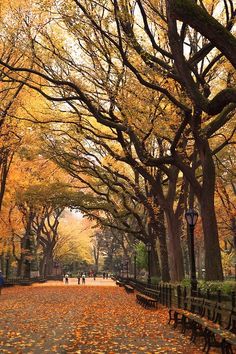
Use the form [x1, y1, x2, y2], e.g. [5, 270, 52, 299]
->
[168, 0, 236, 69]
[166, 210, 185, 281]
[156, 209, 170, 282]
[199, 146, 223, 280]
[150, 245, 161, 279]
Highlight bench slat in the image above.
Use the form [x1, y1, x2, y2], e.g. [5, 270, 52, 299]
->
[168, 296, 236, 353]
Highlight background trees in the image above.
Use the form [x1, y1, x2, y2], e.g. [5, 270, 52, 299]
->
[0, 0, 235, 281]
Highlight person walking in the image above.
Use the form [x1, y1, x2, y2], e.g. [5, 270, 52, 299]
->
[65, 273, 69, 284]
[82, 273, 86, 284]
[0, 271, 4, 295]
[93, 272, 96, 281]
[77, 273, 81, 285]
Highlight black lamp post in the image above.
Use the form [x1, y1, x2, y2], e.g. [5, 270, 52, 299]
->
[5, 255, 10, 280]
[133, 251, 137, 280]
[185, 208, 198, 294]
[126, 259, 129, 279]
[117, 263, 121, 276]
[146, 242, 151, 285]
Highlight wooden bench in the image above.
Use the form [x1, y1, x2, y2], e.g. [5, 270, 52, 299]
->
[169, 296, 204, 330]
[124, 284, 134, 293]
[5, 278, 33, 286]
[204, 306, 236, 353]
[136, 288, 160, 308]
[116, 280, 125, 287]
[19, 280, 33, 286]
[169, 296, 236, 353]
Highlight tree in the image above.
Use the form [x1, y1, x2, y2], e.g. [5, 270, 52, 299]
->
[0, 0, 235, 280]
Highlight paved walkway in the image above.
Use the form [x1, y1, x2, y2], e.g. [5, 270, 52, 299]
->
[33, 277, 116, 287]
[0, 280, 219, 353]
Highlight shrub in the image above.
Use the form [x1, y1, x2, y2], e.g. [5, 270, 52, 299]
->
[179, 279, 235, 295]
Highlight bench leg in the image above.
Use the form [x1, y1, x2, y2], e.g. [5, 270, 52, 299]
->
[204, 331, 218, 354]
[202, 328, 209, 352]
[173, 312, 183, 329]
[168, 309, 174, 324]
[181, 315, 188, 334]
[222, 340, 233, 354]
[190, 322, 197, 343]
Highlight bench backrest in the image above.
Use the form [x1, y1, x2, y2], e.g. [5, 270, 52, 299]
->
[212, 302, 223, 326]
[201, 300, 216, 321]
[144, 288, 160, 300]
[191, 297, 204, 315]
[226, 307, 236, 333]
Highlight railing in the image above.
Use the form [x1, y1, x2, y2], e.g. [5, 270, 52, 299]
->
[114, 276, 236, 311]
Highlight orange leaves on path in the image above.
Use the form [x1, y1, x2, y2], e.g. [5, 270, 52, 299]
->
[0, 284, 212, 353]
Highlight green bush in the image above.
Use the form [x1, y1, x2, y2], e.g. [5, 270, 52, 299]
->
[198, 280, 236, 294]
[151, 276, 161, 285]
[179, 279, 236, 295]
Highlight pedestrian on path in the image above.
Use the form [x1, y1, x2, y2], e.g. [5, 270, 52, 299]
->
[65, 273, 69, 284]
[77, 273, 81, 284]
[0, 271, 4, 295]
[93, 272, 96, 281]
[82, 273, 86, 284]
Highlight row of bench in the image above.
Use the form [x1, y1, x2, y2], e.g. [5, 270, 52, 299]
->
[115, 279, 236, 353]
[169, 296, 236, 353]
[4, 278, 47, 287]
[116, 280, 159, 308]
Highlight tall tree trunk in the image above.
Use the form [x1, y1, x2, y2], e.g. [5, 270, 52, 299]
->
[44, 248, 54, 276]
[17, 258, 23, 277]
[150, 245, 161, 278]
[156, 209, 170, 282]
[148, 220, 161, 278]
[200, 149, 223, 280]
[21, 211, 34, 278]
[166, 210, 185, 281]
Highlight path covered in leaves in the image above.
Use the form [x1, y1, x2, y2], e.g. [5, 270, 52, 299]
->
[0, 281, 216, 353]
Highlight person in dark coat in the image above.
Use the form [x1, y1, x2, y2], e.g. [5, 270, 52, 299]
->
[0, 271, 4, 295]
[82, 273, 86, 284]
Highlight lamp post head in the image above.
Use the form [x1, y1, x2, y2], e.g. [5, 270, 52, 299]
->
[185, 209, 198, 227]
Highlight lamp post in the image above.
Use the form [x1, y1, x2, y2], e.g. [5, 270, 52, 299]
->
[185, 208, 198, 294]
[5, 255, 10, 280]
[126, 259, 129, 279]
[133, 251, 137, 280]
[117, 263, 120, 276]
[146, 242, 151, 285]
